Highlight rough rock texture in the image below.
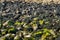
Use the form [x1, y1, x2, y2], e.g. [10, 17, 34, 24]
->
[0, 1, 60, 40]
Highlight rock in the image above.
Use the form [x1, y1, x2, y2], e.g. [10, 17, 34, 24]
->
[55, 36, 60, 40]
